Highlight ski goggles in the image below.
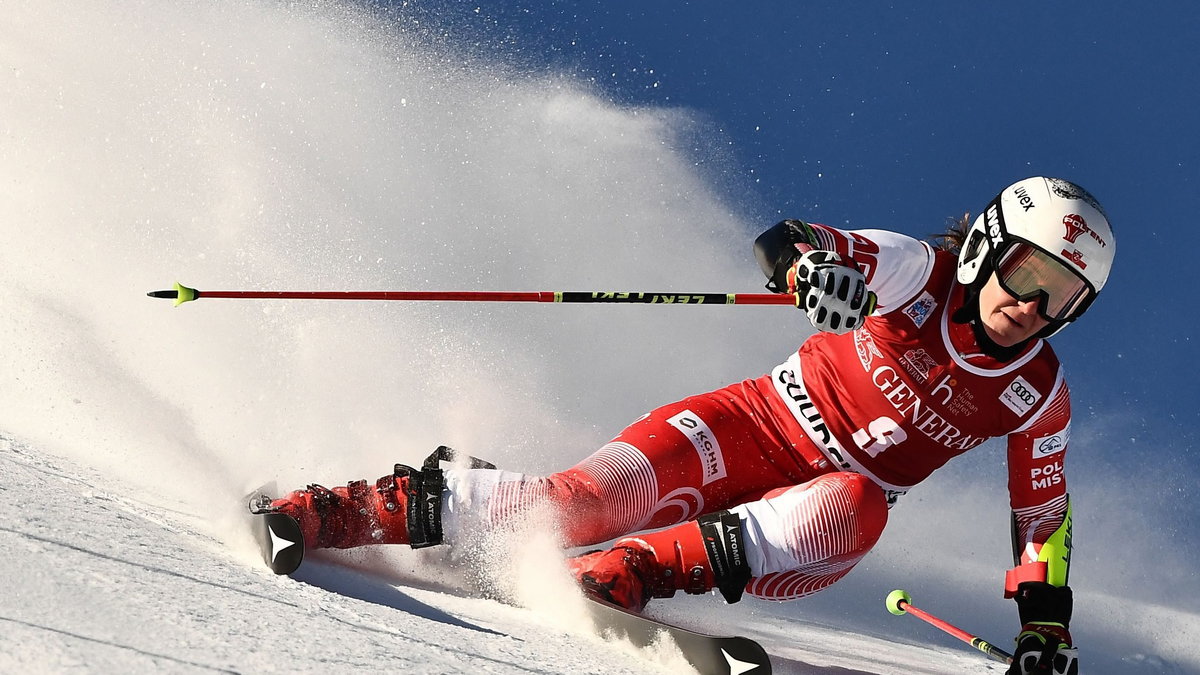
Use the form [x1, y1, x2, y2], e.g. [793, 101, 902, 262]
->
[993, 241, 1095, 322]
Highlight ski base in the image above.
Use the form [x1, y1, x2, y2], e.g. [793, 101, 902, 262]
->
[583, 597, 771, 675]
[247, 488, 305, 575]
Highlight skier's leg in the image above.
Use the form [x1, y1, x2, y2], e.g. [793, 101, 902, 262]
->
[566, 470, 888, 609]
[442, 387, 808, 547]
[736, 471, 889, 600]
[566, 509, 752, 612]
[272, 384, 804, 552]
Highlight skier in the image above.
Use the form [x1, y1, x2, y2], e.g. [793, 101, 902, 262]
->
[268, 176, 1110, 675]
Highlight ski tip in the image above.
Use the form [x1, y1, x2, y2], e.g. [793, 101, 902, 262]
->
[886, 589, 912, 616]
[245, 483, 304, 575]
[147, 282, 198, 306]
[268, 513, 305, 575]
[252, 510, 305, 575]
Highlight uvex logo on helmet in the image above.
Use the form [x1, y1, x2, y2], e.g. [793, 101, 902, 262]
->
[985, 203, 1003, 245]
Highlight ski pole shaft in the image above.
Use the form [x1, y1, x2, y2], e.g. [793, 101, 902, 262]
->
[886, 590, 1013, 665]
[147, 282, 799, 307]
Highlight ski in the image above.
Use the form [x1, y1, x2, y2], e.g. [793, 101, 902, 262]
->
[242, 488, 770, 673]
[583, 597, 771, 675]
[247, 488, 305, 575]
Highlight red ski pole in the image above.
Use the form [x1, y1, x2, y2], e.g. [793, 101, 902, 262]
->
[886, 589, 1013, 665]
[147, 282, 800, 307]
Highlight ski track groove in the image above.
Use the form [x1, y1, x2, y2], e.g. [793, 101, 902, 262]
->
[0, 525, 307, 611]
[0, 616, 238, 674]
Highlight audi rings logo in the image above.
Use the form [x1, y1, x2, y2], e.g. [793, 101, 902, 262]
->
[1000, 375, 1042, 417]
[1009, 381, 1038, 406]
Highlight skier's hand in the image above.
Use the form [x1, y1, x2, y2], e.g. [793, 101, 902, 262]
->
[786, 250, 876, 334]
[1006, 623, 1077, 675]
[1006, 582, 1077, 675]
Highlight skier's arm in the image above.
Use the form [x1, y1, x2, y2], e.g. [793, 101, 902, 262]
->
[1002, 375, 1077, 674]
[753, 219, 934, 311]
[1003, 373, 1072, 595]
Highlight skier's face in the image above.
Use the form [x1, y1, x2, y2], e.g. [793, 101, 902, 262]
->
[978, 273, 1050, 347]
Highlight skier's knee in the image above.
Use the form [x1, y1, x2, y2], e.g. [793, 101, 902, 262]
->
[825, 472, 888, 549]
[735, 471, 889, 576]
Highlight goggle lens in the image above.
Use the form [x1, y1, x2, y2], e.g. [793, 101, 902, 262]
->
[995, 243, 1093, 321]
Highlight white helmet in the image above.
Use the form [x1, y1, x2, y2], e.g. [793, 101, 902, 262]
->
[957, 177, 1115, 334]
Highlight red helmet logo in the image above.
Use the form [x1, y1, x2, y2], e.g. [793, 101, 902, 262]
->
[1060, 248, 1088, 269]
[1062, 214, 1089, 243]
[1063, 213, 1108, 248]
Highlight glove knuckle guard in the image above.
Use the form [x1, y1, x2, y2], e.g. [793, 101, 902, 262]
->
[784, 248, 873, 335]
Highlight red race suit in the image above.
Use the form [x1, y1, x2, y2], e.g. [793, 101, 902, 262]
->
[443, 224, 1072, 600]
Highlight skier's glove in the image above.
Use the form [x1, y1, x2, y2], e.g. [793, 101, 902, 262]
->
[786, 250, 876, 334]
[1006, 583, 1078, 675]
[1008, 624, 1077, 675]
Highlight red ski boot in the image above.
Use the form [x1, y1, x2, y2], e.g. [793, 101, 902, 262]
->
[268, 446, 492, 550]
[567, 511, 751, 612]
[270, 475, 411, 549]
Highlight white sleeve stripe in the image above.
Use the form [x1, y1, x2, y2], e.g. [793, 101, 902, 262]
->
[847, 230, 935, 312]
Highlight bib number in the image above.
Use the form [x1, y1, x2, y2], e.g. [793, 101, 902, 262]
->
[852, 417, 908, 457]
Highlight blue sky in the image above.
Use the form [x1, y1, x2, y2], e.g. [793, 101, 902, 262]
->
[385, 0, 1200, 466]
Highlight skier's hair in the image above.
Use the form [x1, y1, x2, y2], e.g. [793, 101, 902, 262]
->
[930, 213, 971, 254]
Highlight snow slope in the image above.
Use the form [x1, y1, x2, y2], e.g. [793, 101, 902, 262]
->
[2, 1, 1197, 673]
[0, 436, 998, 674]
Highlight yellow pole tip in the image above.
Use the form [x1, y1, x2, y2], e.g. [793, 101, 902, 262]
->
[173, 282, 198, 306]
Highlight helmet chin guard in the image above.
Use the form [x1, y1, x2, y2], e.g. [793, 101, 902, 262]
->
[956, 177, 1115, 335]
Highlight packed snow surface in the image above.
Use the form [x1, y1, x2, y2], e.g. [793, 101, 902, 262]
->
[1, 437, 1001, 674]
